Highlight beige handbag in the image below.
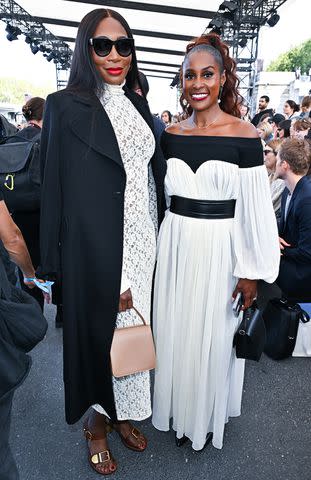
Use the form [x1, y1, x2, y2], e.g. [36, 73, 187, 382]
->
[110, 307, 156, 378]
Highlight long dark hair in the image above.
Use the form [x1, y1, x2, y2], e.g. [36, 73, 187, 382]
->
[180, 33, 242, 118]
[66, 8, 140, 96]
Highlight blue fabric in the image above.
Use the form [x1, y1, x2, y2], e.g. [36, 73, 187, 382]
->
[299, 303, 311, 316]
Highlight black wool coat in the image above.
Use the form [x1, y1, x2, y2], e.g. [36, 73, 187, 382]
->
[37, 86, 166, 424]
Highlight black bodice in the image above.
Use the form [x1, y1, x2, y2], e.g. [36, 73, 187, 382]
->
[161, 131, 263, 173]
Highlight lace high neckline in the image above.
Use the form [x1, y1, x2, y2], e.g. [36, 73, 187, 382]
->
[100, 82, 125, 106]
[104, 82, 125, 95]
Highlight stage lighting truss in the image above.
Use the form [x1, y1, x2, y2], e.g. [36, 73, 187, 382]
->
[205, 0, 287, 103]
[0, 0, 72, 87]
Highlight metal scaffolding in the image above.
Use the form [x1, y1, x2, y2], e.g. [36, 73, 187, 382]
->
[0, 0, 72, 89]
[0, 0, 289, 96]
[206, 0, 288, 103]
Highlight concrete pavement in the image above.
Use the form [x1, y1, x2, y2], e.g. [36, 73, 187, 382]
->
[10, 301, 311, 480]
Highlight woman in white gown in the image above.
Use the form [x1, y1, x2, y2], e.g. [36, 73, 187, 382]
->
[152, 34, 280, 451]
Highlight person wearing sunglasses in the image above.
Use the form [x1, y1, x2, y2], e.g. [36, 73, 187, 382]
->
[37, 8, 166, 476]
[263, 139, 285, 217]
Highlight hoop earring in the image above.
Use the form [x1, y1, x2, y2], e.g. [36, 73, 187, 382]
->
[218, 85, 223, 104]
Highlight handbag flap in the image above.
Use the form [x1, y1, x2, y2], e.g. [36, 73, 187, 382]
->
[0, 141, 34, 173]
[111, 324, 156, 378]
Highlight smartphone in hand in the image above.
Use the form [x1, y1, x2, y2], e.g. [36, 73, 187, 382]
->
[232, 292, 244, 317]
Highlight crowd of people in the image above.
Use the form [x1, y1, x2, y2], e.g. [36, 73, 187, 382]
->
[0, 7, 310, 479]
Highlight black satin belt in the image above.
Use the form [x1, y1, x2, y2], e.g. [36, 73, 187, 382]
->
[170, 196, 236, 219]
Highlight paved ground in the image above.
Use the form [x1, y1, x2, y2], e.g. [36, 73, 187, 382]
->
[11, 285, 311, 480]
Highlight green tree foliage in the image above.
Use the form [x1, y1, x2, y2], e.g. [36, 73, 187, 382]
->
[0, 77, 54, 104]
[267, 39, 311, 73]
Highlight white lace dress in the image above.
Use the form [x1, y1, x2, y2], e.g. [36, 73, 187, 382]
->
[93, 83, 157, 420]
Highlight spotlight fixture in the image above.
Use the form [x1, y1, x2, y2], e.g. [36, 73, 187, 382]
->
[46, 51, 57, 62]
[208, 17, 223, 29]
[30, 44, 39, 55]
[238, 36, 248, 48]
[5, 24, 22, 42]
[170, 72, 180, 88]
[267, 10, 280, 27]
[219, 1, 238, 12]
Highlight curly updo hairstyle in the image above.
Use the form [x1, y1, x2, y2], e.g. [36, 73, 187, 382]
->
[22, 97, 45, 122]
[180, 33, 242, 118]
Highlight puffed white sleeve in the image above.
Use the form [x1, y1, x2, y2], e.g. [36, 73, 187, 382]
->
[233, 164, 280, 283]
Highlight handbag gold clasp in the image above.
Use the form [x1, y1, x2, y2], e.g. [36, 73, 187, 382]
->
[4, 174, 14, 191]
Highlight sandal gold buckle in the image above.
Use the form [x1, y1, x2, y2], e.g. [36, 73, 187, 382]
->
[91, 450, 111, 465]
[131, 428, 140, 439]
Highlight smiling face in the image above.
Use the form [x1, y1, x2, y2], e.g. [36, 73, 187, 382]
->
[91, 16, 132, 85]
[182, 50, 225, 113]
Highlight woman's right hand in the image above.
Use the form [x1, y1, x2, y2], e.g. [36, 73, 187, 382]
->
[119, 288, 133, 312]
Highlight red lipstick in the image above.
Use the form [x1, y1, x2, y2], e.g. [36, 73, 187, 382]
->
[106, 68, 123, 76]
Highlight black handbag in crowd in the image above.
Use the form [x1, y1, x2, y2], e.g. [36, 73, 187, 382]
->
[233, 301, 266, 362]
[263, 298, 309, 360]
[0, 132, 41, 212]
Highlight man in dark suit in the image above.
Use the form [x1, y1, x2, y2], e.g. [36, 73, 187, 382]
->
[275, 137, 311, 301]
[251, 95, 274, 126]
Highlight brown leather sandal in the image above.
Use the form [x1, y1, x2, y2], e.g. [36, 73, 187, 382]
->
[83, 420, 117, 475]
[111, 422, 147, 452]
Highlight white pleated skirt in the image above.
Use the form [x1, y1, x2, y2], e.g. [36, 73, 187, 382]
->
[152, 211, 245, 450]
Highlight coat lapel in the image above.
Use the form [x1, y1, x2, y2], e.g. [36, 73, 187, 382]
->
[69, 95, 123, 169]
[69, 88, 154, 170]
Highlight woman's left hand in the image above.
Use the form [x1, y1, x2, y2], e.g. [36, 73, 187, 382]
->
[232, 279, 257, 310]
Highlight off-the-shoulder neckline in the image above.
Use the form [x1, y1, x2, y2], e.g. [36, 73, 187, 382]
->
[163, 131, 260, 140]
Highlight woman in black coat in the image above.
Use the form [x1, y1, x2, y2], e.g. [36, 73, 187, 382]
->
[37, 8, 166, 476]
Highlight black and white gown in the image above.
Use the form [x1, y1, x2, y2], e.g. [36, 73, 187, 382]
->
[152, 132, 280, 450]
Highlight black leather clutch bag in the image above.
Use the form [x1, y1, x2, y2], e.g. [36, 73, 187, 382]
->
[233, 301, 266, 362]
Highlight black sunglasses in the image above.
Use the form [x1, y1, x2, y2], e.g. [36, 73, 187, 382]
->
[264, 149, 276, 155]
[89, 36, 134, 57]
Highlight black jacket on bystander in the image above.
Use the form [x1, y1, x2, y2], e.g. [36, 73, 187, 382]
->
[276, 176, 311, 301]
